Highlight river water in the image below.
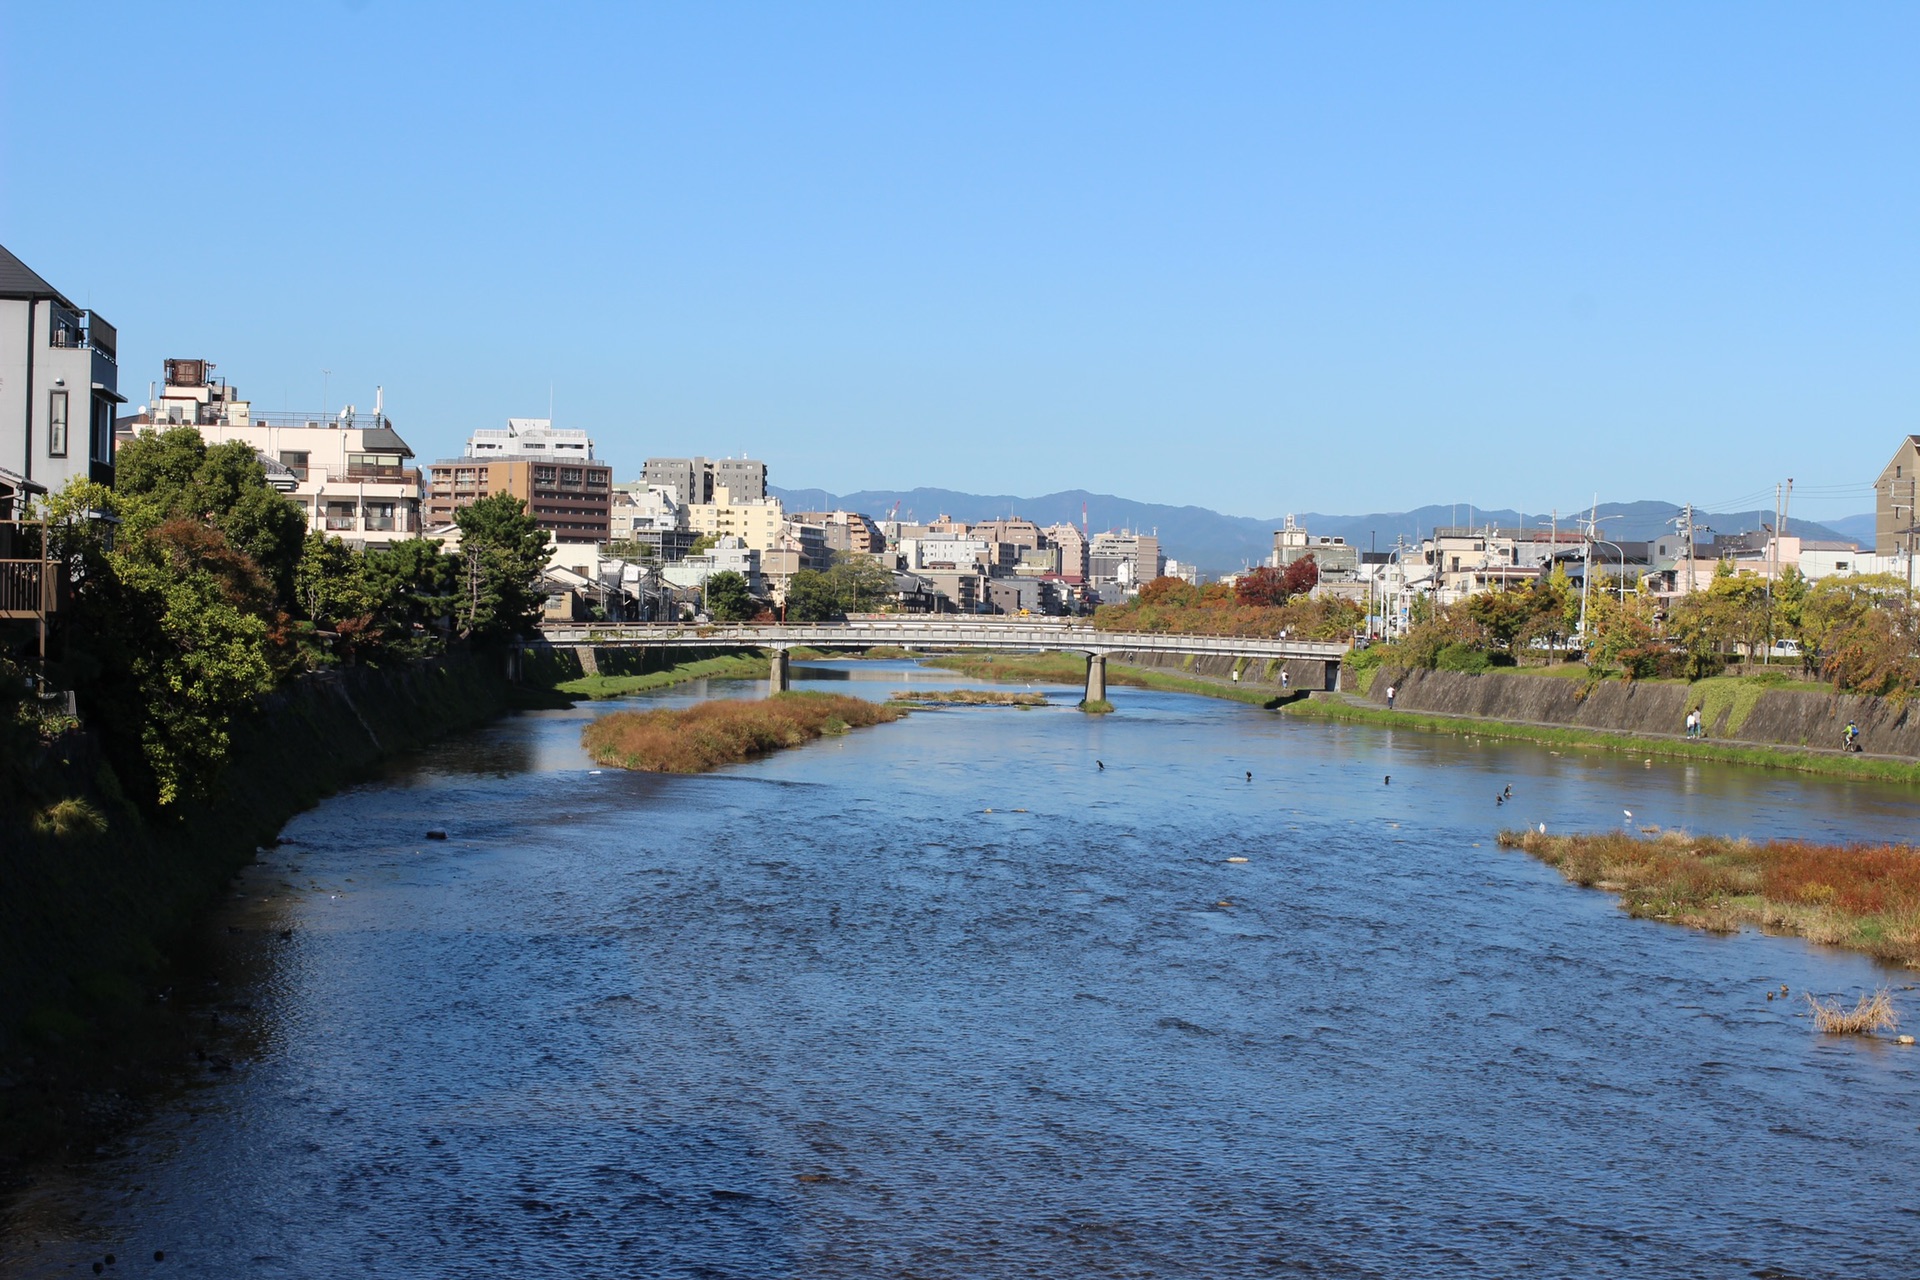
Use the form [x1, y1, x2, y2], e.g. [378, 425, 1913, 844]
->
[6, 660, 1920, 1278]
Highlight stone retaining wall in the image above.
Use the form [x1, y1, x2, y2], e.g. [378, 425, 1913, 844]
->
[1366, 667, 1920, 757]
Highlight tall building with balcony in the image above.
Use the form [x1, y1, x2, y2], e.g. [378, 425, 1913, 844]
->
[426, 418, 612, 541]
[685, 486, 785, 552]
[121, 359, 424, 546]
[642, 455, 769, 505]
[0, 243, 124, 498]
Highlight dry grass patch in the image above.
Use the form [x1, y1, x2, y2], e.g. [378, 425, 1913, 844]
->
[888, 689, 1049, 707]
[583, 692, 903, 773]
[1496, 828, 1920, 965]
[1807, 988, 1899, 1035]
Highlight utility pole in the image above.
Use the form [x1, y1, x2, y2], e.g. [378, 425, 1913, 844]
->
[1578, 498, 1597, 645]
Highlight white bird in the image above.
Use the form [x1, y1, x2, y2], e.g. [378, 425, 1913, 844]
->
[1538, 823, 1546, 834]
[1624, 809, 1633, 819]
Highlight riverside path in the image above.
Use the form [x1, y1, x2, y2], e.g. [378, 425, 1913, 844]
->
[534, 618, 1351, 702]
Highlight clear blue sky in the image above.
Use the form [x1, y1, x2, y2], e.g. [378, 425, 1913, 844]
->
[4, 2, 1913, 520]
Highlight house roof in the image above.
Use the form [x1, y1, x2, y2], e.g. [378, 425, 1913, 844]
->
[0, 244, 76, 307]
[359, 425, 413, 456]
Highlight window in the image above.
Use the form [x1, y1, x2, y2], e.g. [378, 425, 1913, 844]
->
[280, 451, 310, 480]
[47, 390, 69, 457]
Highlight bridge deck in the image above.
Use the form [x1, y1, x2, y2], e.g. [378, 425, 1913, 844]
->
[535, 620, 1348, 660]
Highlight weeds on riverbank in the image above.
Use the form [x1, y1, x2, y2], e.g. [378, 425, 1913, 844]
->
[1807, 988, 1900, 1035]
[1292, 696, 1920, 784]
[1496, 828, 1920, 966]
[556, 654, 770, 700]
[888, 690, 1049, 707]
[923, 651, 1284, 708]
[583, 692, 903, 773]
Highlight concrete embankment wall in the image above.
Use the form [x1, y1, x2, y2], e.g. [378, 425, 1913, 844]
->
[1112, 649, 1338, 692]
[1, 652, 515, 1043]
[1368, 667, 1920, 756]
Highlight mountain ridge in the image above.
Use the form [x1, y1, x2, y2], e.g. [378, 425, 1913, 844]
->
[771, 485, 1865, 574]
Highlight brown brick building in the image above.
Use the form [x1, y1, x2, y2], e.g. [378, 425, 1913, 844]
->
[426, 457, 613, 542]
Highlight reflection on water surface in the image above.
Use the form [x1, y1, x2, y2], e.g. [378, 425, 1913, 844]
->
[6, 662, 1919, 1278]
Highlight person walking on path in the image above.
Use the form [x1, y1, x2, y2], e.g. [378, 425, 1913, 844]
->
[1281, 669, 1291, 692]
[1385, 684, 1397, 710]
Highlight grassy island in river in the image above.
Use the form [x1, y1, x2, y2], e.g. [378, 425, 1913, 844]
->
[1499, 829, 1920, 966]
[583, 692, 902, 773]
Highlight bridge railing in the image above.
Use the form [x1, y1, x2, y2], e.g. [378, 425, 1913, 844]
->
[532, 619, 1350, 657]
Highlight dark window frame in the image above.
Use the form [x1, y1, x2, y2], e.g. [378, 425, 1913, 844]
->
[48, 389, 69, 457]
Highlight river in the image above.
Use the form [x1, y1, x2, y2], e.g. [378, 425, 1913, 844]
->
[5, 660, 1919, 1278]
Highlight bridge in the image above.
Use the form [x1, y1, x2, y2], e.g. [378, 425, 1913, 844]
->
[533, 619, 1351, 703]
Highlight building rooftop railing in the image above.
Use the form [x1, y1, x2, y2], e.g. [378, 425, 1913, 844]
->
[251, 410, 395, 431]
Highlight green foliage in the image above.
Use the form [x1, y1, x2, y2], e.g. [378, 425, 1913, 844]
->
[453, 493, 550, 640]
[114, 428, 308, 604]
[824, 555, 894, 613]
[783, 569, 839, 621]
[1433, 642, 1492, 673]
[32, 797, 107, 839]
[703, 570, 754, 621]
[687, 532, 719, 557]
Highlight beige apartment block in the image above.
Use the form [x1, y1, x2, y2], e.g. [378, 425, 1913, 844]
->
[688, 487, 786, 552]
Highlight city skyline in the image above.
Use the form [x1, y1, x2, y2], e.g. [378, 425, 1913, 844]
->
[4, 4, 1913, 521]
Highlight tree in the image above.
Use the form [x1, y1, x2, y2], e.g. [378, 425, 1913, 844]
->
[784, 569, 839, 622]
[1233, 566, 1289, 607]
[1279, 553, 1320, 598]
[704, 570, 753, 622]
[114, 427, 308, 604]
[363, 538, 458, 652]
[453, 494, 550, 640]
[687, 532, 719, 557]
[825, 554, 894, 613]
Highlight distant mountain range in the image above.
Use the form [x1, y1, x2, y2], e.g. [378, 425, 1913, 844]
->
[771, 485, 1870, 575]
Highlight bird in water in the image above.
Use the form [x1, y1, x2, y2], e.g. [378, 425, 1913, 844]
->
[1097, 760, 1105, 771]
[1503, 784, 1512, 797]
[1495, 794, 1504, 805]
[1245, 771, 1252, 782]
[1384, 775, 1391, 785]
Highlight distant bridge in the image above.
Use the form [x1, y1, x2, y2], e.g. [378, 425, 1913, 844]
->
[533, 619, 1350, 702]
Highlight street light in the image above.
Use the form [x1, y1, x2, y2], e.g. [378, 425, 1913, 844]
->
[1593, 540, 1629, 602]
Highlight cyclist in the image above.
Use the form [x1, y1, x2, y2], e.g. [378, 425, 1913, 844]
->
[1843, 720, 1860, 752]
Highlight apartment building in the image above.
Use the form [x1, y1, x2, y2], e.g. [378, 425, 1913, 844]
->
[1088, 531, 1162, 592]
[124, 360, 424, 546]
[610, 483, 697, 562]
[686, 486, 785, 552]
[1, 244, 123, 495]
[1045, 523, 1089, 582]
[642, 455, 769, 506]
[427, 418, 612, 541]
[790, 509, 884, 555]
[1875, 436, 1920, 557]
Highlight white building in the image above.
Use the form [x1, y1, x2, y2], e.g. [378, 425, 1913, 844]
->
[662, 535, 762, 595]
[465, 417, 596, 461]
[0, 244, 123, 500]
[127, 360, 424, 547]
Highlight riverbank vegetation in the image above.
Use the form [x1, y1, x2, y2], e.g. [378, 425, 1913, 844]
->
[9, 428, 549, 812]
[888, 689, 1049, 706]
[923, 651, 1286, 708]
[552, 653, 770, 700]
[1288, 695, 1920, 783]
[1497, 828, 1920, 968]
[1091, 567, 1362, 640]
[582, 692, 902, 773]
[1363, 561, 1920, 696]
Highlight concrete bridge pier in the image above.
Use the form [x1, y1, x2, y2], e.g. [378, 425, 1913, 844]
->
[1083, 652, 1107, 704]
[769, 647, 791, 695]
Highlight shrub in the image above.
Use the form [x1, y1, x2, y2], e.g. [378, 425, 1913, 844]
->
[1434, 643, 1492, 674]
[32, 797, 107, 840]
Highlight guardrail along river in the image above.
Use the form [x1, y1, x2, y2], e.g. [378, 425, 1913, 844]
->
[6, 660, 1919, 1277]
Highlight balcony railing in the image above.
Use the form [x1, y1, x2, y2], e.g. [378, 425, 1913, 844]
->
[0, 561, 61, 619]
